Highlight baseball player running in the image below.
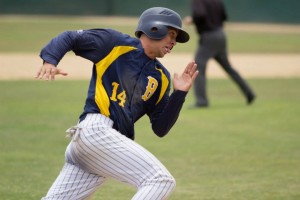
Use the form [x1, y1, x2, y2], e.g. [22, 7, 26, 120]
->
[36, 7, 198, 200]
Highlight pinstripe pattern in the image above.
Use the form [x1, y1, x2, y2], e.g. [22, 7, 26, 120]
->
[42, 114, 175, 199]
[42, 162, 104, 200]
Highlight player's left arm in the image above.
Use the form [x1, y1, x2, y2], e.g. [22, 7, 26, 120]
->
[150, 90, 188, 137]
[150, 61, 198, 137]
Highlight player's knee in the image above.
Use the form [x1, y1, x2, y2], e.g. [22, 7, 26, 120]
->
[147, 173, 176, 192]
[166, 175, 176, 192]
[156, 174, 176, 196]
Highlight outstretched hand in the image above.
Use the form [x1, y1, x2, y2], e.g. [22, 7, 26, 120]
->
[183, 16, 193, 25]
[173, 61, 198, 92]
[35, 62, 68, 80]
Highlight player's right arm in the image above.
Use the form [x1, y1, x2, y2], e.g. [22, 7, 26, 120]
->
[35, 29, 114, 80]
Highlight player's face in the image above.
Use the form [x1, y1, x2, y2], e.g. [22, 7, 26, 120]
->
[159, 28, 177, 57]
[141, 27, 178, 59]
[151, 28, 178, 58]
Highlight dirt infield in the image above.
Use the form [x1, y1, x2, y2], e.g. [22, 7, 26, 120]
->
[0, 53, 299, 80]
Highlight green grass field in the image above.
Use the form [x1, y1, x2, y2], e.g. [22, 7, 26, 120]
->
[0, 79, 299, 199]
[0, 15, 300, 199]
[0, 16, 300, 53]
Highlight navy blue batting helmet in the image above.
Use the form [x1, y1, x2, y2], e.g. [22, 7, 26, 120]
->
[135, 7, 190, 43]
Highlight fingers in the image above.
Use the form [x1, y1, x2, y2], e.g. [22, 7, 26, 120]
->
[190, 62, 197, 76]
[184, 61, 197, 76]
[35, 65, 53, 80]
[191, 69, 199, 82]
[45, 66, 53, 80]
[189, 61, 199, 82]
[35, 62, 67, 81]
[183, 16, 193, 25]
[184, 61, 195, 72]
[35, 67, 42, 79]
[35, 66, 49, 80]
[183, 61, 199, 86]
[58, 70, 68, 77]
[172, 61, 199, 92]
[50, 67, 56, 80]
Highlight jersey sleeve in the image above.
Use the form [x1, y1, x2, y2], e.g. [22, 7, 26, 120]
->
[40, 29, 115, 66]
[149, 90, 188, 137]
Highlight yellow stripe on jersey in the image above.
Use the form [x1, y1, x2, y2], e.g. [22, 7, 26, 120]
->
[95, 46, 137, 117]
[155, 67, 169, 105]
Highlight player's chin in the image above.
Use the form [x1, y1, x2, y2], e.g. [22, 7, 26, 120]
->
[158, 52, 167, 58]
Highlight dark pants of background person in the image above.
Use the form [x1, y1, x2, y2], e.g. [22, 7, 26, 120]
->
[194, 29, 255, 107]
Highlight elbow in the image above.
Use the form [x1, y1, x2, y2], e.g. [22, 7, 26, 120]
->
[153, 126, 170, 138]
[151, 118, 177, 138]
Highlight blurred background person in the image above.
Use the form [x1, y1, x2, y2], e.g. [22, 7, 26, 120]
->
[185, 0, 256, 108]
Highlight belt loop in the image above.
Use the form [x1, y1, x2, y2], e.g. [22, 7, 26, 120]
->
[66, 126, 82, 142]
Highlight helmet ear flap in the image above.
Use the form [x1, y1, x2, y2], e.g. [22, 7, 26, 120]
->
[146, 23, 168, 40]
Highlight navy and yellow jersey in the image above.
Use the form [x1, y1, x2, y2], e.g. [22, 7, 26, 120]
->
[40, 29, 187, 139]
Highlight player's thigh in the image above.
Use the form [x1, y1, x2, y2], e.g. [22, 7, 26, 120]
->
[72, 127, 172, 188]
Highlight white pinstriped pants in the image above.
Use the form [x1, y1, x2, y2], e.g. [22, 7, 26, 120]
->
[42, 114, 176, 200]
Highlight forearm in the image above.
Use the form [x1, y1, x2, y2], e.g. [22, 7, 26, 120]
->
[151, 90, 187, 137]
